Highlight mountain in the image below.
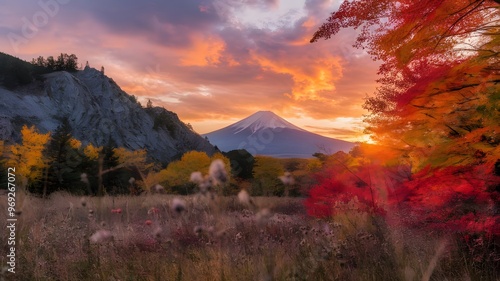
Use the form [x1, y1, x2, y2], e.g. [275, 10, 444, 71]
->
[203, 111, 355, 158]
[0, 56, 214, 163]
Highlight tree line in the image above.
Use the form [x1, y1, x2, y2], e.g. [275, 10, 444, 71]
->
[30, 53, 79, 72]
[0, 122, 323, 197]
[0, 52, 79, 90]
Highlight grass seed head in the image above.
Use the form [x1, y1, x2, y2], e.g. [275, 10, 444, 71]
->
[89, 230, 113, 244]
[279, 172, 295, 185]
[171, 198, 186, 214]
[237, 189, 251, 205]
[152, 184, 164, 193]
[80, 173, 89, 184]
[190, 171, 204, 184]
[209, 159, 228, 185]
[194, 226, 203, 236]
[256, 208, 272, 224]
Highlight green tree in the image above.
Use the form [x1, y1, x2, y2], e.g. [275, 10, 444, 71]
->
[55, 53, 65, 71]
[224, 149, 255, 180]
[43, 119, 89, 196]
[46, 56, 55, 70]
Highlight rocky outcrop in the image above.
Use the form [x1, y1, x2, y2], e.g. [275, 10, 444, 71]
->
[0, 66, 214, 163]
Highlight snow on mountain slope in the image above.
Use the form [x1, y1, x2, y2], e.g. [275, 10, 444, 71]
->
[229, 111, 306, 134]
[203, 111, 356, 158]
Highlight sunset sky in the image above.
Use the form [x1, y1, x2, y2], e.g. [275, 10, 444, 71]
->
[0, 0, 380, 142]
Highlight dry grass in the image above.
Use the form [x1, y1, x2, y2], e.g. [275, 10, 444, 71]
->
[0, 192, 497, 281]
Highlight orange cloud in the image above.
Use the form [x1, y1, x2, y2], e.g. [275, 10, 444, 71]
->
[251, 50, 343, 102]
[179, 35, 226, 66]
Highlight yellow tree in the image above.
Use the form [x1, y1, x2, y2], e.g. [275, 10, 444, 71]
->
[158, 151, 231, 193]
[159, 151, 212, 188]
[253, 156, 284, 196]
[112, 147, 154, 191]
[7, 125, 51, 188]
[83, 143, 102, 160]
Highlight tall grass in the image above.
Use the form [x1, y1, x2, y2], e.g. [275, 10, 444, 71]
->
[0, 192, 497, 281]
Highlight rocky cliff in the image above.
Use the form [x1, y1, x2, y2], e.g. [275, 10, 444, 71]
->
[0, 66, 214, 163]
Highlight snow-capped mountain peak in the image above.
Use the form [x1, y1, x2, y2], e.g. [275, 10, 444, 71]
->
[203, 111, 355, 158]
[229, 111, 305, 134]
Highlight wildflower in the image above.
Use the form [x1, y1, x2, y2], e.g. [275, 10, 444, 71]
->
[171, 198, 186, 214]
[111, 208, 122, 214]
[209, 159, 228, 185]
[148, 207, 160, 215]
[89, 230, 113, 244]
[145, 220, 153, 226]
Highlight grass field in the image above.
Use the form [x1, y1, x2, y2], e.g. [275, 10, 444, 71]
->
[0, 192, 497, 281]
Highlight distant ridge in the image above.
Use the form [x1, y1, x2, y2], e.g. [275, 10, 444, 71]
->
[203, 111, 355, 158]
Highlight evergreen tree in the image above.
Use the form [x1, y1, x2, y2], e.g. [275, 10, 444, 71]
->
[46, 56, 55, 70]
[43, 118, 88, 195]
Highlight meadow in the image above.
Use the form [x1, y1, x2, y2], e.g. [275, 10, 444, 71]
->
[1, 191, 497, 281]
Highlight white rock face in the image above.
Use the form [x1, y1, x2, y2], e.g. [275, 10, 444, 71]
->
[0, 67, 214, 163]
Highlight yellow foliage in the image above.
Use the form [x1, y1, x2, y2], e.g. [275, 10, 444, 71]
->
[254, 156, 284, 180]
[84, 143, 102, 160]
[7, 125, 50, 184]
[68, 138, 82, 149]
[133, 170, 163, 192]
[113, 147, 152, 170]
[306, 158, 322, 172]
[159, 151, 231, 187]
[159, 151, 211, 187]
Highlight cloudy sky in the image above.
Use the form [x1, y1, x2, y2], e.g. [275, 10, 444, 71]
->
[0, 0, 379, 142]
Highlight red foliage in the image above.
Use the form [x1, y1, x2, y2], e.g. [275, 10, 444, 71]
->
[306, 161, 500, 236]
[400, 164, 500, 236]
[305, 164, 388, 218]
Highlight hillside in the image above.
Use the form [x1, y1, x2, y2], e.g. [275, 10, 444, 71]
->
[0, 55, 214, 163]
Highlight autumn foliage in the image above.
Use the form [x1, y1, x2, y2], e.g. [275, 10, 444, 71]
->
[307, 0, 500, 240]
[305, 147, 500, 237]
